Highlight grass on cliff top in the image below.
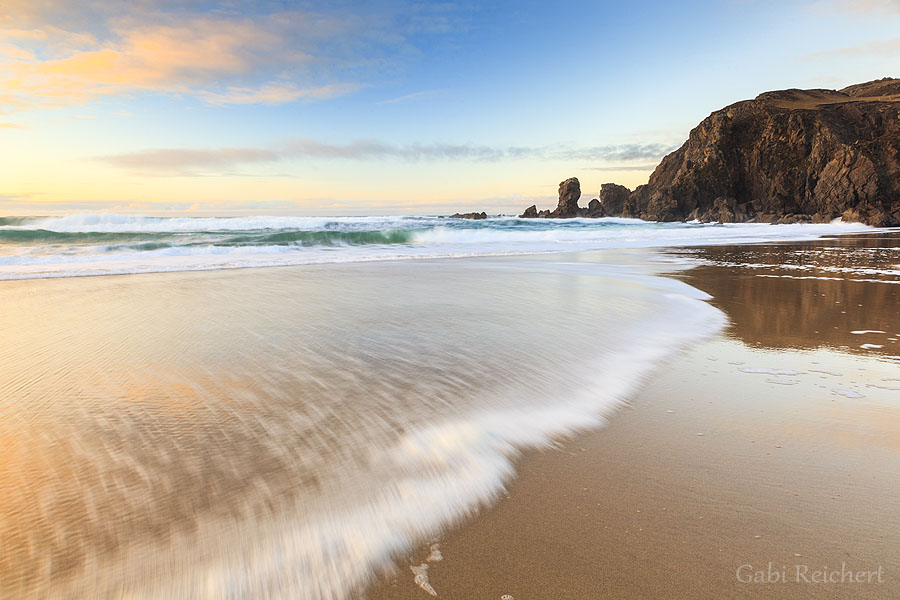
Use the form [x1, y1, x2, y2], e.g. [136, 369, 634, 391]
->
[763, 88, 900, 110]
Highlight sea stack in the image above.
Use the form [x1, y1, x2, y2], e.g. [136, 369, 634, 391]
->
[598, 183, 631, 217]
[549, 177, 583, 218]
[520, 177, 584, 218]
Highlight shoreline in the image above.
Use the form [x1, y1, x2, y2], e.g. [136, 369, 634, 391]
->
[0, 216, 879, 282]
[1, 229, 896, 599]
[366, 233, 900, 599]
[0, 244, 725, 599]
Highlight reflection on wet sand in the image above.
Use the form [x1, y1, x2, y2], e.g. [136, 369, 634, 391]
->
[365, 233, 900, 600]
[671, 233, 900, 358]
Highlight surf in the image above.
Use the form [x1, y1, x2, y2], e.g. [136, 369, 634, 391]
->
[0, 213, 874, 280]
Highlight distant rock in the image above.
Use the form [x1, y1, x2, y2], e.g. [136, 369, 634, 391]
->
[585, 198, 604, 218]
[598, 183, 631, 217]
[450, 211, 487, 220]
[520, 180, 630, 219]
[549, 177, 583, 218]
[520, 205, 539, 218]
[520, 178, 585, 218]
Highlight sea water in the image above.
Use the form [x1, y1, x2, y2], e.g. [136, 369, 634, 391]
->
[0, 214, 872, 280]
[0, 215, 877, 598]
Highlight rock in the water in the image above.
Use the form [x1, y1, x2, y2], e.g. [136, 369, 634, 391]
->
[519, 204, 539, 218]
[518, 178, 585, 218]
[450, 211, 487, 220]
[586, 198, 604, 217]
[549, 177, 583, 218]
[598, 183, 631, 216]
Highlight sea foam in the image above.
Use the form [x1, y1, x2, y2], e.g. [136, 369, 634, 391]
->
[8, 253, 725, 600]
[0, 214, 875, 280]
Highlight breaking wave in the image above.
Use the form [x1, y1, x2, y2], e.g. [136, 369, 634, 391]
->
[0, 213, 874, 279]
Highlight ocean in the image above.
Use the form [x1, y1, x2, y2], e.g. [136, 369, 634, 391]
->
[0, 214, 880, 598]
[0, 213, 874, 279]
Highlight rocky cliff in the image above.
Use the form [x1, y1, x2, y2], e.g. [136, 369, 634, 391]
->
[521, 78, 900, 226]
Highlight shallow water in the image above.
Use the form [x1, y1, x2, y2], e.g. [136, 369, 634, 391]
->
[672, 233, 900, 358]
[0, 250, 725, 599]
[2, 221, 893, 599]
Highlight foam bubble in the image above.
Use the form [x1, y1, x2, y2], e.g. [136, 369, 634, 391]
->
[832, 388, 865, 399]
[740, 368, 803, 376]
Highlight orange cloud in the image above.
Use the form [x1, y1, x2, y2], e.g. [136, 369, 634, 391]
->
[0, 9, 361, 110]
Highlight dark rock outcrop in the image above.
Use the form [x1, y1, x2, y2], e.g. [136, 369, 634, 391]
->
[520, 205, 539, 218]
[520, 177, 585, 218]
[514, 78, 900, 226]
[549, 177, 583, 218]
[612, 78, 900, 226]
[585, 198, 604, 217]
[598, 183, 631, 216]
[450, 211, 487, 220]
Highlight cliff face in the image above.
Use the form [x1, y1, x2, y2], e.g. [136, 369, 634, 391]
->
[518, 78, 900, 226]
[621, 78, 900, 226]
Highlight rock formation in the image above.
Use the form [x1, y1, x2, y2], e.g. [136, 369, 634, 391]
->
[598, 183, 631, 216]
[585, 198, 604, 217]
[520, 205, 538, 218]
[517, 78, 900, 226]
[549, 177, 583, 217]
[520, 177, 584, 218]
[620, 78, 900, 226]
[450, 211, 488, 220]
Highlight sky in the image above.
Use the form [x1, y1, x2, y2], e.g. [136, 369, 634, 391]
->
[1, 0, 899, 215]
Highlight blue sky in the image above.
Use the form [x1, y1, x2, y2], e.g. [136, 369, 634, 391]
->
[1, 0, 899, 214]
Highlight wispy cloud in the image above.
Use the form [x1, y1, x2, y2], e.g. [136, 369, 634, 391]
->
[376, 89, 446, 105]
[202, 82, 364, 106]
[101, 147, 283, 172]
[98, 139, 675, 175]
[803, 37, 900, 60]
[0, 122, 25, 128]
[816, 0, 900, 13]
[554, 144, 675, 162]
[586, 163, 660, 172]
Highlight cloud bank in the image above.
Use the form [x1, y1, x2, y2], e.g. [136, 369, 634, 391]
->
[99, 139, 675, 175]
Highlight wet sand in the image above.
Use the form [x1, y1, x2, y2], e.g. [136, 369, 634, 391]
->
[368, 233, 900, 599]
[0, 247, 720, 599]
